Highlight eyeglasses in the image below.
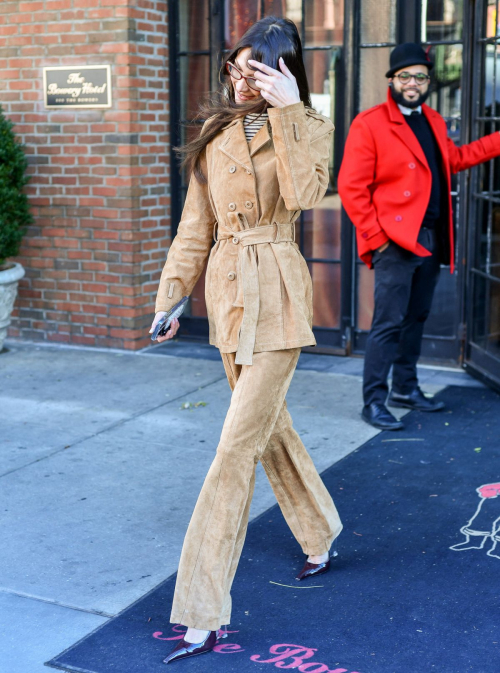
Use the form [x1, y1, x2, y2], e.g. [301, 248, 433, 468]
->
[226, 62, 260, 92]
[395, 72, 431, 85]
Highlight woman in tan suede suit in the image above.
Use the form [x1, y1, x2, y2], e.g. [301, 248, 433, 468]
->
[150, 16, 342, 665]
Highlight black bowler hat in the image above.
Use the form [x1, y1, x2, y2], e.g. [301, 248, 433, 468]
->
[385, 42, 433, 78]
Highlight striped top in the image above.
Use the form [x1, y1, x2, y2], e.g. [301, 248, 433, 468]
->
[243, 112, 268, 142]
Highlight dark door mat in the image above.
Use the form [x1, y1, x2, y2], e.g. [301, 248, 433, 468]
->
[47, 385, 500, 673]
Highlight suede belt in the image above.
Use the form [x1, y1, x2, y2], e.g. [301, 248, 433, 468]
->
[215, 222, 295, 366]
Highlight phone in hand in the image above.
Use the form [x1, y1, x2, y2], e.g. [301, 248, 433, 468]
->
[151, 297, 188, 341]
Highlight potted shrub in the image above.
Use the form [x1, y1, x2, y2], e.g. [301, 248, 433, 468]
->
[0, 104, 32, 351]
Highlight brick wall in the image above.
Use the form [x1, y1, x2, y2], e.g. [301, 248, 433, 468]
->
[0, 0, 170, 349]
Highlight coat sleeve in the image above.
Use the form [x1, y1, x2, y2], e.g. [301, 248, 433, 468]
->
[155, 148, 215, 313]
[267, 101, 333, 211]
[337, 115, 390, 251]
[447, 131, 500, 174]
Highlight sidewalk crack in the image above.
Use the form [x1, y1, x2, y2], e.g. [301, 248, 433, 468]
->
[0, 587, 114, 618]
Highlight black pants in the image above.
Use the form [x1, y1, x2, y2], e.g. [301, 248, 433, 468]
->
[363, 228, 441, 407]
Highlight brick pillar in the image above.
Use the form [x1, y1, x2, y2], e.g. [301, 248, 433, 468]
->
[0, 0, 170, 349]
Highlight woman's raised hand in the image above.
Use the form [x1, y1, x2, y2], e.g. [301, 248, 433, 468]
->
[247, 57, 301, 108]
[149, 311, 181, 343]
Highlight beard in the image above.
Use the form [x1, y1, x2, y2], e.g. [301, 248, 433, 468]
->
[389, 82, 430, 109]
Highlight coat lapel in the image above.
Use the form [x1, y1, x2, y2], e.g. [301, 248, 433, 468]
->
[249, 121, 271, 157]
[218, 120, 254, 173]
[386, 89, 428, 168]
[422, 104, 449, 172]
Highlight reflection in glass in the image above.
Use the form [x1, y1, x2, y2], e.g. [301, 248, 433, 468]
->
[422, 0, 463, 42]
[264, 0, 287, 17]
[473, 187, 500, 278]
[472, 274, 500, 358]
[423, 271, 458, 337]
[486, 0, 500, 39]
[225, 0, 259, 46]
[285, 0, 302, 26]
[304, 0, 344, 46]
[357, 264, 374, 332]
[304, 48, 337, 135]
[427, 44, 462, 120]
[190, 267, 208, 317]
[178, 0, 210, 52]
[357, 257, 459, 338]
[359, 47, 391, 111]
[483, 44, 500, 112]
[179, 123, 204, 187]
[360, 0, 396, 44]
[309, 262, 341, 328]
[179, 56, 210, 120]
[301, 195, 342, 260]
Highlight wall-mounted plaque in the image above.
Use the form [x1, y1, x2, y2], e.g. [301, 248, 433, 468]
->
[43, 65, 112, 109]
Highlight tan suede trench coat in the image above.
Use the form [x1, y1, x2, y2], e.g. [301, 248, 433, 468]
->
[155, 101, 334, 365]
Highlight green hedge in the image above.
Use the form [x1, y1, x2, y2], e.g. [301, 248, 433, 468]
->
[0, 104, 32, 266]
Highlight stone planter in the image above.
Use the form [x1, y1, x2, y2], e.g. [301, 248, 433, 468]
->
[0, 262, 25, 351]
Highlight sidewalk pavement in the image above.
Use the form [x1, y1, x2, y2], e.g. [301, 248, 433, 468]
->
[0, 339, 485, 673]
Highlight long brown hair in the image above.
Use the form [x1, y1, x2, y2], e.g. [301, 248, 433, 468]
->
[177, 16, 312, 183]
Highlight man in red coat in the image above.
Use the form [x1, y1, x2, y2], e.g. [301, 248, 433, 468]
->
[338, 43, 500, 430]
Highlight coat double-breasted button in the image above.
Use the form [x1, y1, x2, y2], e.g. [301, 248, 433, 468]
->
[395, 215, 403, 221]
[228, 203, 236, 211]
[232, 237, 239, 244]
[229, 166, 236, 173]
[404, 190, 411, 197]
[245, 201, 253, 209]
[227, 271, 236, 281]
[362, 232, 368, 239]
[408, 163, 416, 169]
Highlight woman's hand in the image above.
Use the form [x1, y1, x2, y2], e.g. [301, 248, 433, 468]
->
[247, 57, 300, 108]
[149, 311, 181, 343]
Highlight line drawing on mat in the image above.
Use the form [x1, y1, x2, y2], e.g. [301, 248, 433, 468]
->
[450, 482, 500, 559]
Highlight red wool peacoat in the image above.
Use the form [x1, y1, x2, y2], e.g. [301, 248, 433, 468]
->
[338, 89, 500, 273]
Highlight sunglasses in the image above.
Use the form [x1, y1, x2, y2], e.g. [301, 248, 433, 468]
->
[395, 72, 431, 85]
[226, 62, 260, 92]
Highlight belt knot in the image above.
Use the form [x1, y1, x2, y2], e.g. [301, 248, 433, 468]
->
[212, 222, 295, 365]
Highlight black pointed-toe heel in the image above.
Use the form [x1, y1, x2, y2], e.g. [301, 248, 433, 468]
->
[163, 630, 218, 664]
[296, 550, 338, 581]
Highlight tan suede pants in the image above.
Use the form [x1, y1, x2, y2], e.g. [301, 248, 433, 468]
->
[170, 348, 342, 631]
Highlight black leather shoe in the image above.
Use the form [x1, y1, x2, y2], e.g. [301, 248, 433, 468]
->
[361, 403, 404, 430]
[163, 630, 218, 664]
[388, 387, 445, 412]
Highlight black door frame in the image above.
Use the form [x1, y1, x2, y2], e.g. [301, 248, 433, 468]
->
[463, 0, 500, 392]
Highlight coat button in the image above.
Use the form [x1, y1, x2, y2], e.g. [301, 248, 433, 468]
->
[408, 163, 416, 169]
[227, 271, 236, 281]
[395, 215, 403, 221]
[232, 237, 239, 244]
[229, 166, 236, 173]
[245, 201, 253, 209]
[246, 170, 252, 175]
[228, 203, 236, 211]
[362, 232, 368, 239]
[404, 190, 411, 197]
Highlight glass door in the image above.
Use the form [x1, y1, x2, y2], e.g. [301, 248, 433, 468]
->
[464, 0, 500, 389]
[351, 0, 466, 364]
[169, 0, 349, 352]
